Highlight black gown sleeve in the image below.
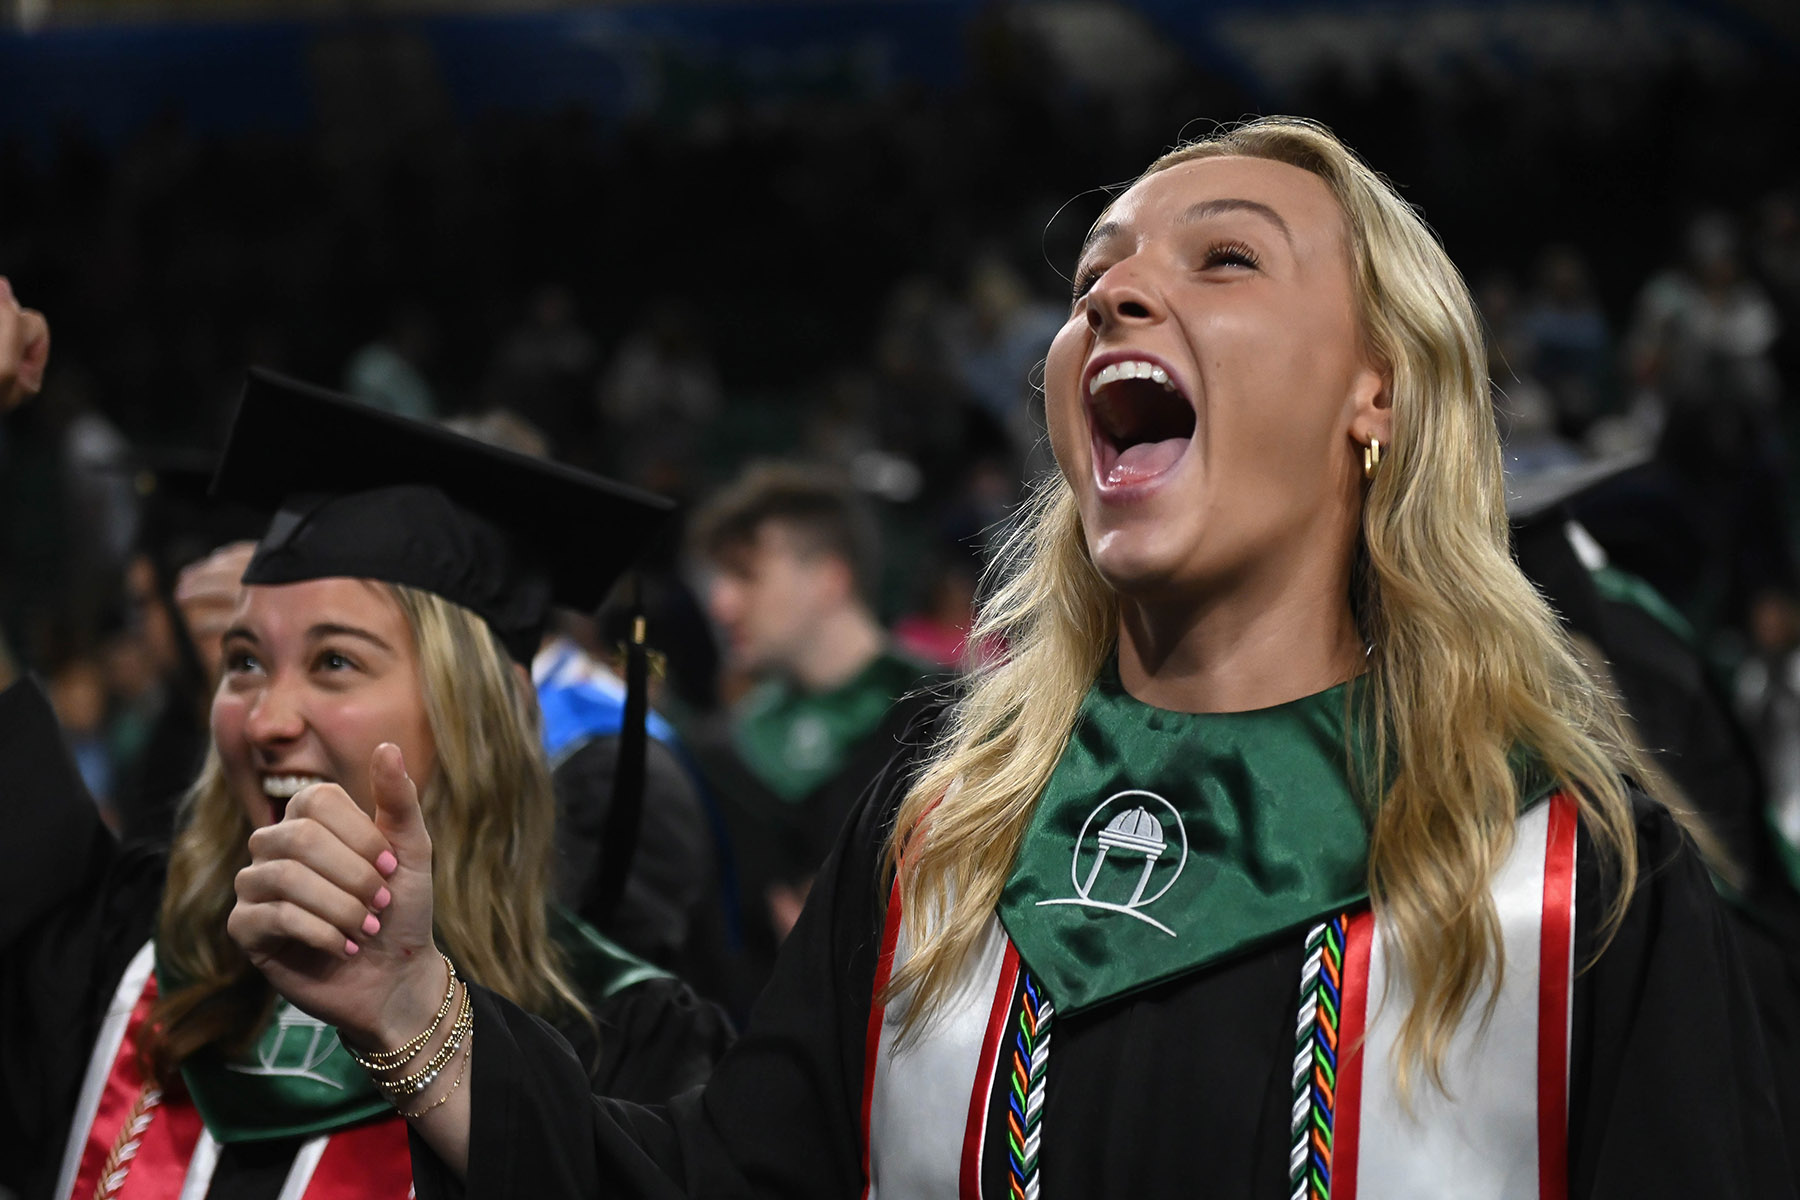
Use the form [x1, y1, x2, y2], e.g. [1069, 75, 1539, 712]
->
[411, 713, 930, 1200]
[1569, 795, 1798, 1198]
[570, 975, 738, 1105]
[0, 677, 163, 1199]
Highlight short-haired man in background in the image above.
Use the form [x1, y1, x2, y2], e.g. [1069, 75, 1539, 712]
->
[692, 463, 938, 962]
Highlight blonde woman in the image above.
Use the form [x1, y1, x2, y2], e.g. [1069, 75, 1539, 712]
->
[0, 370, 729, 1200]
[232, 120, 1791, 1198]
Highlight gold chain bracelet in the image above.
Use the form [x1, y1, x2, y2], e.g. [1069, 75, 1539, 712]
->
[397, 1031, 473, 1119]
[376, 981, 472, 1099]
[343, 953, 458, 1072]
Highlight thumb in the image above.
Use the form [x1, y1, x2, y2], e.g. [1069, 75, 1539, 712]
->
[370, 742, 429, 865]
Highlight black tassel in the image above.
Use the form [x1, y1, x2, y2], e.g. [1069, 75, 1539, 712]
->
[591, 575, 649, 924]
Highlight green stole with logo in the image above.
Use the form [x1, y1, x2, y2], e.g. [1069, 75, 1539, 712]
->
[996, 665, 1372, 1017]
[166, 905, 666, 1143]
[996, 664, 1556, 1017]
[734, 649, 929, 803]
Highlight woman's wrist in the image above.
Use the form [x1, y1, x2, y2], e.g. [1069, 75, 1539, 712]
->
[340, 948, 474, 1116]
[342, 947, 454, 1052]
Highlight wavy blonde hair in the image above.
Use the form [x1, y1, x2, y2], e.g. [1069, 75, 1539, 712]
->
[148, 584, 583, 1080]
[885, 116, 1648, 1095]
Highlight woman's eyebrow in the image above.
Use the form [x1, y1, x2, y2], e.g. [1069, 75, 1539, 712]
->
[1179, 198, 1294, 247]
[1078, 219, 1123, 263]
[305, 623, 394, 653]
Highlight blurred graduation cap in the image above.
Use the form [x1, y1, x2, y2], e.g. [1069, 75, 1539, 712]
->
[87, 448, 270, 691]
[212, 367, 674, 664]
[1504, 451, 1651, 528]
[1507, 452, 1651, 642]
[128, 450, 268, 587]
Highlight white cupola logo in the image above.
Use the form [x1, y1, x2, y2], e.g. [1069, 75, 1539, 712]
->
[227, 1002, 346, 1088]
[1036, 789, 1188, 936]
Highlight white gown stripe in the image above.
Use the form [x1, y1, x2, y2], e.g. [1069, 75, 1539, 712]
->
[175, 1130, 221, 1200]
[959, 943, 1020, 1199]
[1351, 799, 1574, 1199]
[275, 1135, 331, 1200]
[56, 940, 157, 1200]
[868, 916, 1009, 1200]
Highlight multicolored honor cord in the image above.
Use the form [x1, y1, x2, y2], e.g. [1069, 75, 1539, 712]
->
[1291, 914, 1351, 1200]
[1006, 971, 1053, 1200]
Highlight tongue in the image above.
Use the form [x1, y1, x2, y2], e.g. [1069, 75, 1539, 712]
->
[1106, 437, 1188, 486]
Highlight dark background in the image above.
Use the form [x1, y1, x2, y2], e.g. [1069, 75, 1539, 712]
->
[4, 0, 1799, 809]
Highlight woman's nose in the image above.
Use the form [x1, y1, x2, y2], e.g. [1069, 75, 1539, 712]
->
[245, 677, 306, 746]
[1086, 262, 1162, 333]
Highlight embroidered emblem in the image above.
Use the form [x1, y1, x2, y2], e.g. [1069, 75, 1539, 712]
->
[1035, 790, 1188, 936]
[226, 1002, 346, 1088]
[783, 714, 833, 772]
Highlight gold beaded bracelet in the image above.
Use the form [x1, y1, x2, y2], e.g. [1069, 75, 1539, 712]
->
[377, 982, 473, 1100]
[397, 1031, 473, 1119]
[343, 952, 459, 1072]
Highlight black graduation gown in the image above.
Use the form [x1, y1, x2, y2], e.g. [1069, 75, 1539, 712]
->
[553, 731, 738, 1008]
[413, 712, 1797, 1200]
[0, 677, 734, 1200]
[691, 678, 946, 1010]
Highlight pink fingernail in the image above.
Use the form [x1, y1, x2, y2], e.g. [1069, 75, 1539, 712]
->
[372, 886, 391, 910]
[345, 939, 360, 956]
[376, 851, 398, 875]
[362, 913, 381, 936]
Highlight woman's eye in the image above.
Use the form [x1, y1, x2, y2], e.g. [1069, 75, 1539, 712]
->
[1202, 241, 1260, 271]
[1071, 268, 1101, 301]
[224, 650, 262, 675]
[315, 651, 355, 673]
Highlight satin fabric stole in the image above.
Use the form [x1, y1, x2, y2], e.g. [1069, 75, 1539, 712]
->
[1333, 795, 1577, 1200]
[57, 940, 413, 1200]
[862, 894, 1015, 1200]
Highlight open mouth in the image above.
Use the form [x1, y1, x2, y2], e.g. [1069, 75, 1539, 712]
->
[1085, 355, 1196, 489]
[261, 773, 328, 822]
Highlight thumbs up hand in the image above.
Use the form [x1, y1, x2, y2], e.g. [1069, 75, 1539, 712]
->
[228, 742, 445, 1049]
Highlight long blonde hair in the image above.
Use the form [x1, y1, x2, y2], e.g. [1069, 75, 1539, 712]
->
[886, 117, 1648, 1094]
[148, 584, 583, 1081]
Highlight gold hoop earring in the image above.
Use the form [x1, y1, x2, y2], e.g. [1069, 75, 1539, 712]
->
[1362, 438, 1382, 481]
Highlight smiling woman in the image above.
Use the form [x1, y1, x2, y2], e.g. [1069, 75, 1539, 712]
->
[211, 580, 437, 832]
[0, 369, 734, 1200]
[224, 118, 1792, 1200]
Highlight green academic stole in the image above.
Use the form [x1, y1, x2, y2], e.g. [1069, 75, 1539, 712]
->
[172, 904, 664, 1141]
[997, 667, 1375, 1016]
[997, 667, 1557, 1017]
[57, 907, 664, 1199]
[734, 650, 927, 803]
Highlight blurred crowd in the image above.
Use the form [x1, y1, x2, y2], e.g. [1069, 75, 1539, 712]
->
[5, 8, 1800, 1006]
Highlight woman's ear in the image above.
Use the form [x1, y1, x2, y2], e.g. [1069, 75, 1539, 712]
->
[1349, 359, 1392, 450]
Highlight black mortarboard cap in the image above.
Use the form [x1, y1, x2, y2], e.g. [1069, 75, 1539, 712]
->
[1507, 453, 1650, 641]
[1504, 452, 1650, 526]
[211, 368, 674, 663]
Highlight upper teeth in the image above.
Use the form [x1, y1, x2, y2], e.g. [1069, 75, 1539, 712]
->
[1089, 360, 1173, 395]
[262, 775, 326, 799]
